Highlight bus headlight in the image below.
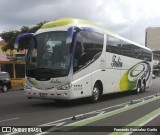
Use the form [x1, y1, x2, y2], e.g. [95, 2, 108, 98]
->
[57, 83, 72, 90]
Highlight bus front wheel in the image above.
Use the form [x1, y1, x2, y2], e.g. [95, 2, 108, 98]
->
[91, 85, 100, 103]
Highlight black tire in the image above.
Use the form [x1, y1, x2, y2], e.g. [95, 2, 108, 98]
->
[90, 84, 100, 103]
[2, 85, 8, 93]
[135, 82, 142, 94]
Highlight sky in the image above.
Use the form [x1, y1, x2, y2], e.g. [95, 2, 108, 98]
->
[0, 0, 160, 45]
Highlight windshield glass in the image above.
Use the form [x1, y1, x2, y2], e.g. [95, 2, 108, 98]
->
[26, 31, 72, 78]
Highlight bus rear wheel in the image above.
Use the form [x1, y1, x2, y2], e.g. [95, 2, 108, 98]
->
[91, 85, 100, 103]
[141, 81, 146, 93]
[135, 81, 141, 94]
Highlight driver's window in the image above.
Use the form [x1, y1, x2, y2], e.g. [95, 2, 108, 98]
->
[73, 31, 104, 73]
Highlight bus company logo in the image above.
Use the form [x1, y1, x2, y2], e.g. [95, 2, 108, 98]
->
[111, 55, 123, 67]
[51, 79, 61, 84]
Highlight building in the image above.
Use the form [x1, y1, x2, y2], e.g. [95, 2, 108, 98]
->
[145, 27, 160, 61]
[145, 27, 160, 49]
[145, 27, 160, 76]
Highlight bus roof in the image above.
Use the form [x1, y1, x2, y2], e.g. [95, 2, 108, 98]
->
[40, 18, 151, 52]
[40, 18, 114, 35]
[41, 18, 103, 29]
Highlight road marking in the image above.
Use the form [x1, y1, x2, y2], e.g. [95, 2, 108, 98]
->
[35, 122, 67, 135]
[4, 94, 160, 135]
[39, 117, 72, 126]
[0, 117, 20, 123]
[4, 132, 18, 135]
[35, 132, 48, 135]
[40, 92, 157, 126]
[60, 95, 160, 131]
[38, 102, 129, 127]
[109, 108, 160, 135]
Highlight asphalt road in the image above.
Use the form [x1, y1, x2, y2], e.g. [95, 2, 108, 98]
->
[0, 78, 160, 135]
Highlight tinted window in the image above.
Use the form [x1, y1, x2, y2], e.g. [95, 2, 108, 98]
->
[106, 36, 121, 54]
[106, 35, 152, 61]
[74, 31, 104, 73]
[121, 41, 138, 58]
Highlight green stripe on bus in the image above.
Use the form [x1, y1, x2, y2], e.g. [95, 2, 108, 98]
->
[109, 108, 160, 135]
[41, 18, 101, 29]
[40, 18, 115, 34]
[60, 96, 160, 131]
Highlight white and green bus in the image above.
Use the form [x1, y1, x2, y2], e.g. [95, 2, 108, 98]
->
[15, 18, 153, 102]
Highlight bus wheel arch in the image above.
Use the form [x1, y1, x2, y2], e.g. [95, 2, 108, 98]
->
[90, 80, 103, 103]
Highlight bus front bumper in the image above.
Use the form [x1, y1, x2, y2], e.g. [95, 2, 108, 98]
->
[24, 88, 74, 100]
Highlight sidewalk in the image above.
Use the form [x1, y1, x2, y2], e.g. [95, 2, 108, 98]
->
[11, 86, 24, 91]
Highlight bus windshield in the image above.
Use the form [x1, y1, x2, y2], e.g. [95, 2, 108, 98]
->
[26, 31, 72, 78]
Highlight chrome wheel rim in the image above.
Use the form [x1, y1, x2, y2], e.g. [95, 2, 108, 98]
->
[137, 83, 141, 93]
[141, 83, 145, 92]
[93, 87, 99, 101]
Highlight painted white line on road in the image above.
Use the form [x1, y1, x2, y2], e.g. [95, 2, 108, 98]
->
[124, 110, 160, 135]
[35, 94, 160, 135]
[0, 117, 20, 123]
[60, 96, 160, 132]
[4, 132, 18, 135]
[35, 122, 67, 135]
[35, 132, 48, 135]
[39, 103, 129, 126]
[139, 112, 160, 126]
[39, 117, 72, 126]
[4, 94, 159, 135]
[33, 101, 130, 134]
[39, 93, 160, 126]
[38, 103, 128, 127]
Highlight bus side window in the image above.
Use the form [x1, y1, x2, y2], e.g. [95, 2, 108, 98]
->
[106, 35, 121, 54]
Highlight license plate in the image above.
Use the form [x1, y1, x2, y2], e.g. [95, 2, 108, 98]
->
[39, 93, 46, 97]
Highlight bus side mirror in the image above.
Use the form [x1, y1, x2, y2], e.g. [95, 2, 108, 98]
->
[14, 33, 34, 50]
[66, 27, 82, 53]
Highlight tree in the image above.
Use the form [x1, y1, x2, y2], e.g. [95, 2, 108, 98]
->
[1, 30, 20, 51]
[21, 26, 29, 33]
[0, 21, 47, 52]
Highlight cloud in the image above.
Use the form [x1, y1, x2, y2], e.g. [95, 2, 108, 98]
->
[1, 0, 160, 45]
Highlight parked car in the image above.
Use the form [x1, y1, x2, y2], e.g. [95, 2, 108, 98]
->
[152, 74, 156, 79]
[0, 72, 12, 92]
